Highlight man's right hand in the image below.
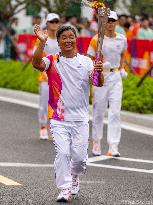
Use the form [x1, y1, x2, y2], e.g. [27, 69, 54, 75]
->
[34, 24, 48, 44]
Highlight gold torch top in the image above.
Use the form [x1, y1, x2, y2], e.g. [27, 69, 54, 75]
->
[89, 0, 106, 9]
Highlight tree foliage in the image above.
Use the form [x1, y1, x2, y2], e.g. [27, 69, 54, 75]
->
[104, 0, 118, 10]
[0, 0, 30, 22]
[0, 0, 119, 23]
[0, 0, 82, 23]
[129, 0, 153, 16]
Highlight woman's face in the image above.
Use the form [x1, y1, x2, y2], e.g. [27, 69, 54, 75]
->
[58, 29, 76, 52]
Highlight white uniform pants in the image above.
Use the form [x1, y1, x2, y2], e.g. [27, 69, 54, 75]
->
[92, 80, 123, 146]
[50, 119, 89, 190]
[38, 82, 49, 126]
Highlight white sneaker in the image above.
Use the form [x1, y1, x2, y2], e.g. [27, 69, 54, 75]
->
[92, 141, 101, 156]
[39, 128, 48, 140]
[71, 175, 80, 196]
[56, 189, 72, 203]
[107, 144, 120, 157]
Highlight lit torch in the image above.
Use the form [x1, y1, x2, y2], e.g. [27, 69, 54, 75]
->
[83, 0, 110, 86]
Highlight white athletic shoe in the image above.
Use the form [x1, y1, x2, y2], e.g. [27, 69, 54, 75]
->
[71, 175, 80, 196]
[39, 128, 48, 140]
[56, 189, 72, 203]
[107, 144, 120, 157]
[92, 141, 101, 156]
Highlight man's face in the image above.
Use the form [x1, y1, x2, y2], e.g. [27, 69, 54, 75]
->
[32, 17, 41, 26]
[47, 18, 60, 31]
[106, 18, 117, 32]
[70, 16, 77, 26]
[142, 20, 149, 28]
[58, 29, 76, 52]
[119, 16, 126, 26]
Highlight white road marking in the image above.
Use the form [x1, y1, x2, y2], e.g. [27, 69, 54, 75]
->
[0, 160, 153, 174]
[88, 155, 109, 163]
[88, 155, 153, 164]
[118, 122, 153, 137]
[80, 180, 105, 184]
[0, 162, 53, 168]
[87, 162, 153, 174]
[0, 175, 21, 186]
[0, 96, 153, 136]
[0, 97, 38, 109]
[87, 155, 153, 174]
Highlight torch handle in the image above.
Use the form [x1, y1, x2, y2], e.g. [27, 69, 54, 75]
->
[92, 7, 110, 86]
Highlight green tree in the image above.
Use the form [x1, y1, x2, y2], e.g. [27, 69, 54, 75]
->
[0, 0, 81, 23]
[51, 0, 81, 17]
[0, 0, 80, 59]
[104, 0, 118, 10]
[129, 0, 153, 16]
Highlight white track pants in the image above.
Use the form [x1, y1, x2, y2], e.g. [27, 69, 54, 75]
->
[92, 80, 123, 146]
[50, 119, 89, 190]
[38, 82, 49, 126]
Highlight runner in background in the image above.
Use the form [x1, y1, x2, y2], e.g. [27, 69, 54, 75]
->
[33, 13, 60, 140]
[87, 11, 128, 157]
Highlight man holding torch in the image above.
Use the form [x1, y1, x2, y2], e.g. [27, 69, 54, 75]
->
[32, 24, 103, 202]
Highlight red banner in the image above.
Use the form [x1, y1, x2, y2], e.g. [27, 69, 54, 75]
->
[126, 39, 153, 76]
[17, 34, 37, 61]
[17, 34, 153, 76]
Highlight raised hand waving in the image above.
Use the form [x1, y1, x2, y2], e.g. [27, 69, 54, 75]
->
[34, 24, 48, 44]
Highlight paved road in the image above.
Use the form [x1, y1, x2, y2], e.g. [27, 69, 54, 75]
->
[0, 101, 153, 205]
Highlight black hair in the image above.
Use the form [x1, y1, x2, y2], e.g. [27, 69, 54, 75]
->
[124, 22, 131, 29]
[33, 15, 41, 19]
[67, 15, 77, 20]
[118, 14, 127, 19]
[141, 17, 149, 21]
[56, 25, 77, 40]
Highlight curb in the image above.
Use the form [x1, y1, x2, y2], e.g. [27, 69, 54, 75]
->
[0, 88, 153, 130]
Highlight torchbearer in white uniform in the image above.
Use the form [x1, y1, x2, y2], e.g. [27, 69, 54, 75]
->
[87, 11, 128, 157]
[32, 25, 104, 203]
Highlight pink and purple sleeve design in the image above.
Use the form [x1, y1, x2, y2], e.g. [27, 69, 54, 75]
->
[46, 55, 64, 120]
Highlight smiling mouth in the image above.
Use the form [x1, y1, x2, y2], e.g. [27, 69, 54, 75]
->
[65, 44, 72, 47]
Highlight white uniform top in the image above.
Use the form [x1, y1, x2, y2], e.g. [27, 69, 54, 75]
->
[33, 37, 60, 55]
[87, 33, 127, 83]
[42, 53, 93, 121]
[44, 37, 60, 55]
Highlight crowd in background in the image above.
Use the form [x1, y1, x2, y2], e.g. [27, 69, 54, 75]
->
[0, 11, 153, 60]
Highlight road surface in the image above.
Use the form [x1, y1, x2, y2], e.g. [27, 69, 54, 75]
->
[0, 101, 153, 205]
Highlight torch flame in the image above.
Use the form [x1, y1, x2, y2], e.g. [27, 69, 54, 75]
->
[90, 0, 105, 8]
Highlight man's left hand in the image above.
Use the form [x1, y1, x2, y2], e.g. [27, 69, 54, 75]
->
[94, 61, 103, 72]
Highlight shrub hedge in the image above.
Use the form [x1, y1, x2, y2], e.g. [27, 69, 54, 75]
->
[0, 60, 153, 113]
[122, 74, 153, 114]
[0, 60, 39, 93]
